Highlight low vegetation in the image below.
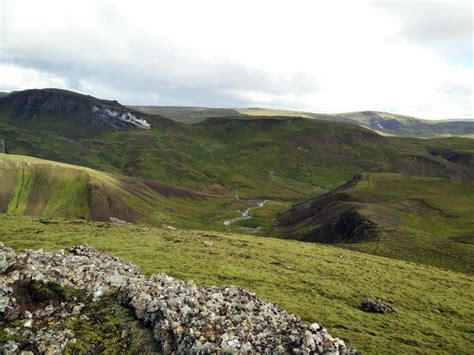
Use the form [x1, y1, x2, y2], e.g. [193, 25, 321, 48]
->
[0, 89, 473, 354]
[275, 173, 474, 274]
[0, 280, 158, 352]
[1, 215, 473, 354]
[0, 153, 249, 230]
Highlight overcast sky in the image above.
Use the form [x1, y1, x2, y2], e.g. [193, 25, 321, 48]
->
[0, 0, 472, 119]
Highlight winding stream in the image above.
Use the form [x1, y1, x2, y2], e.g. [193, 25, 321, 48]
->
[223, 200, 268, 226]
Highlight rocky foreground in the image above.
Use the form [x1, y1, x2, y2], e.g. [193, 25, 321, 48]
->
[0, 244, 355, 354]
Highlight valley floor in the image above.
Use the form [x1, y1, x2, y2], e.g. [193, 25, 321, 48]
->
[1, 215, 473, 354]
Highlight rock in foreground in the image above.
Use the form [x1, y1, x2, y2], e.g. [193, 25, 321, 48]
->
[360, 297, 397, 314]
[0, 244, 355, 354]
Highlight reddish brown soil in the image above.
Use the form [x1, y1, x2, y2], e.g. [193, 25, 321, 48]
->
[203, 183, 231, 196]
[0, 172, 17, 213]
[87, 182, 142, 223]
[24, 177, 49, 216]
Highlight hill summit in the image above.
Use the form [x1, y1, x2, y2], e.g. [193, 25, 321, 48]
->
[0, 89, 151, 138]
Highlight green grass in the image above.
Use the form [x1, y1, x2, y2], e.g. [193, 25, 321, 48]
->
[6, 165, 35, 215]
[3, 102, 473, 202]
[64, 296, 157, 353]
[0, 153, 259, 230]
[275, 173, 474, 274]
[1, 215, 473, 354]
[2, 145, 473, 275]
[345, 173, 474, 274]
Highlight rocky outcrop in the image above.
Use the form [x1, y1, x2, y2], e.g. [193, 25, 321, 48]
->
[360, 298, 397, 314]
[0, 244, 355, 354]
[0, 89, 151, 138]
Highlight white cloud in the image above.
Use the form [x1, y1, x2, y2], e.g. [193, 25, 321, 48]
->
[0, 0, 472, 119]
[0, 63, 69, 90]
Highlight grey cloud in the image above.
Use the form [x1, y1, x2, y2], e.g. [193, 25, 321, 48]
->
[0, 0, 472, 118]
[1, 45, 318, 106]
[374, 1, 472, 65]
[1, 0, 319, 106]
[375, 1, 472, 41]
[0, 33, 317, 104]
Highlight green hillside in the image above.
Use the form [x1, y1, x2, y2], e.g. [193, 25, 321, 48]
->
[334, 111, 474, 138]
[0, 88, 168, 138]
[1, 90, 473, 271]
[130, 105, 474, 138]
[274, 173, 474, 274]
[238, 109, 474, 138]
[0, 89, 474, 242]
[1, 216, 473, 354]
[0, 153, 249, 230]
[128, 105, 243, 123]
[2, 91, 473, 201]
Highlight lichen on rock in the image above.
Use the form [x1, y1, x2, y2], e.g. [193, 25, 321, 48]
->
[1, 244, 356, 354]
[360, 297, 397, 314]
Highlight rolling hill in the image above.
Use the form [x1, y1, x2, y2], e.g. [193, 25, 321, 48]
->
[130, 105, 474, 138]
[0, 88, 156, 138]
[128, 105, 243, 124]
[333, 111, 474, 138]
[274, 173, 474, 273]
[0, 153, 248, 230]
[1, 88, 473, 272]
[237, 109, 474, 138]
[2, 89, 473, 201]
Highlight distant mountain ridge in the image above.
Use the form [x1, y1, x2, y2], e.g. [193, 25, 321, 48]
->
[332, 110, 474, 138]
[130, 105, 474, 138]
[2, 88, 472, 138]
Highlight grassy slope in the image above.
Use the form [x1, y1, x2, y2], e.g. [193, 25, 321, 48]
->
[1, 96, 474, 273]
[128, 105, 474, 138]
[344, 173, 474, 273]
[128, 106, 243, 123]
[2, 96, 473, 199]
[1, 215, 473, 355]
[0, 153, 251, 230]
[1, 90, 473, 267]
[237, 108, 474, 138]
[83, 117, 474, 199]
[2, 150, 471, 274]
[275, 173, 474, 274]
[1, 108, 473, 259]
[335, 111, 474, 138]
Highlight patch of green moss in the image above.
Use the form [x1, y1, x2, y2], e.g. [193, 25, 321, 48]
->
[42, 173, 90, 219]
[64, 297, 158, 354]
[0, 279, 158, 353]
[7, 167, 35, 215]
